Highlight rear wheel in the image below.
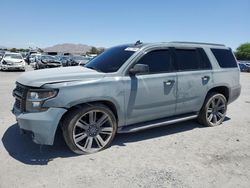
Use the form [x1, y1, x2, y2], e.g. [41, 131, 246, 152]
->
[198, 92, 227, 127]
[62, 104, 117, 154]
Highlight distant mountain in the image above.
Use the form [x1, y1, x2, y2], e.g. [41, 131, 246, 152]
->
[43, 43, 95, 54]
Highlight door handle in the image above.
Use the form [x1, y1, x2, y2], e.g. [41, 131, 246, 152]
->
[202, 76, 210, 81]
[164, 80, 175, 86]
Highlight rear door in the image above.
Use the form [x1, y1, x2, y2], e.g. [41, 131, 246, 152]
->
[173, 48, 213, 115]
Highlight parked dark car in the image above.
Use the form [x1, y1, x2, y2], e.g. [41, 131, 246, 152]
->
[72, 55, 92, 65]
[0, 51, 5, 60]
[34, 55, 61, 69]
[238, 61, 250, 72]
[56, 55, 78, 67]
[24, 51, 39, 65]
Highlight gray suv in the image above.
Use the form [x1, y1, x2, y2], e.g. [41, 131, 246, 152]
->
[12, 42, 241, 154]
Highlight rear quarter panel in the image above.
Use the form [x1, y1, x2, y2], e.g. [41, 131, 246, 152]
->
[205, 47, 241, 103]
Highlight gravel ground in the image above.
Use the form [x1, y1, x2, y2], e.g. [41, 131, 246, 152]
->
[0, 66, 250, 188]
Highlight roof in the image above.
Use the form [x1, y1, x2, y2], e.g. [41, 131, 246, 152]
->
[4, 52, 22, 55]
[169, 41, 225, 46]
[125, 41, 228, 50]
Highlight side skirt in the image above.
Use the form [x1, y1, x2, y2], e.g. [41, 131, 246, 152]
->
[117, 113, 198, 133]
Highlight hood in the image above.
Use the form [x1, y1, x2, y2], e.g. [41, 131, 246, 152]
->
[42, 59, 61, 64]
[3, 57, 23, 64]
[17, 66, 105, 87]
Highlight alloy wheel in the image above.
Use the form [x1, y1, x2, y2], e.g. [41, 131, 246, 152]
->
[206, 96, 226, 125]
[72, 110, 114, 153]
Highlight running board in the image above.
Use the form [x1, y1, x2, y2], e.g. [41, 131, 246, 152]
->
[117, 113, 198, 133]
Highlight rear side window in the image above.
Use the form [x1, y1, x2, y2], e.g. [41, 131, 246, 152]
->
[174, 48, 211, 71]
[136, 50, 172, 73]
[197, 48, 212, 70]
[211, 48, 237, 68]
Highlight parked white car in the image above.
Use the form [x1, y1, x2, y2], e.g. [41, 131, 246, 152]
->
[0, 52, 25, 71]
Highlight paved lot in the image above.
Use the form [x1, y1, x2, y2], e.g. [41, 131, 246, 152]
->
[0, 67, 250, 188]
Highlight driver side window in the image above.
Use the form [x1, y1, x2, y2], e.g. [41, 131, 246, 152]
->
[136, 49, 173, 74]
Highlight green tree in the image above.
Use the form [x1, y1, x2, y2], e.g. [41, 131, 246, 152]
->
[10, 48, 17, 52]
[235, 43, 250, 60]
[37, 48, 44, 53]
[98, 48, 105, 54]
[89, 47, 98, 54]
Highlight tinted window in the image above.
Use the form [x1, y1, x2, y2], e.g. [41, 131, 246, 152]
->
[211, 48, 237, 68]
[197, 48, 212, 69]
[136, 50, 172, 73]
[85, 46, 136, 73]
[175, 49, 199, 71]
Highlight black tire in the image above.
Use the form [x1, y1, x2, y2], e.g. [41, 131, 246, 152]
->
[198, 92, 227, 127]
[61, 103, 117, 154]
[35, 64, 39, 70]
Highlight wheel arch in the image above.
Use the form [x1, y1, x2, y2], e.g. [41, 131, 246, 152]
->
[60, 99, 121, 126]
[206, 86, 230, 101]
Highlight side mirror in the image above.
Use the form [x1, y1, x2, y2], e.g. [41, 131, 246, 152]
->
[129, 64, 149, 75]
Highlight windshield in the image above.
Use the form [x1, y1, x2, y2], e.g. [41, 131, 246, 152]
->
[73, 56, 89, 60]
[84, 45, 136, 73]
[62, 56, 70, 60]
[4, 54, 22, 59]
[41, 55, 56, 61]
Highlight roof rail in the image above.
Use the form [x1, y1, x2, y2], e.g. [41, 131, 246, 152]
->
[170, 41, 225, 47]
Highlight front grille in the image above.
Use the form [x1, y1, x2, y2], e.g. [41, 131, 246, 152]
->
[15, 98, 21, 109]
[13, 82, 28, 112]
[14, 83, 26, 97]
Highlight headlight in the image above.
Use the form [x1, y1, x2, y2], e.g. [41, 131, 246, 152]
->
[26, 89, 58, 112]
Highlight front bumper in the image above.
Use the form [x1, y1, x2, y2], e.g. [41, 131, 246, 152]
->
[12, 107, 67, 145]
[1, 64, 25, 70]
[39, 63, 61, 68]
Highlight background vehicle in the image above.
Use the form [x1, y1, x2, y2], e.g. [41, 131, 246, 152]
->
[0, 50, 5, 59]
[56, 55, 78, 67]
[0, 52, 25, 71]
[73, 55, 92, 65]
[30, 54, 41, 68]
[34, 55, 61, 69]
[28, 53, 41, 65]
[238, 61, 250, 72]
[24, 51, 39, 64]
[12, 42, 241, 154]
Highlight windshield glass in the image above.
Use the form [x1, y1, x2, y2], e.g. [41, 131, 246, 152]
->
[4, 54, 22, 59]
[73, 56, 88, 60]
[84, 45, 136, 73]
[62, 56, 70, 60]
[41, 55, 56, 61]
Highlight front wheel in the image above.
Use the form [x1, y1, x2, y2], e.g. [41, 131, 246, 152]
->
[35, 63, 39, 70]
[198, 93, 227, 127]
[62, 104, 117, 154]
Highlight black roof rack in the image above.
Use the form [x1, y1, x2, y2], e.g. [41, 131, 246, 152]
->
[170, 41, 225, 47]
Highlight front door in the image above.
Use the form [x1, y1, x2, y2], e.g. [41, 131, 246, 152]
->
[123, 49, 177, 125]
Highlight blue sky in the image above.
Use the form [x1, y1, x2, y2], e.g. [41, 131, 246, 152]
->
[0, 0, 249, 50]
